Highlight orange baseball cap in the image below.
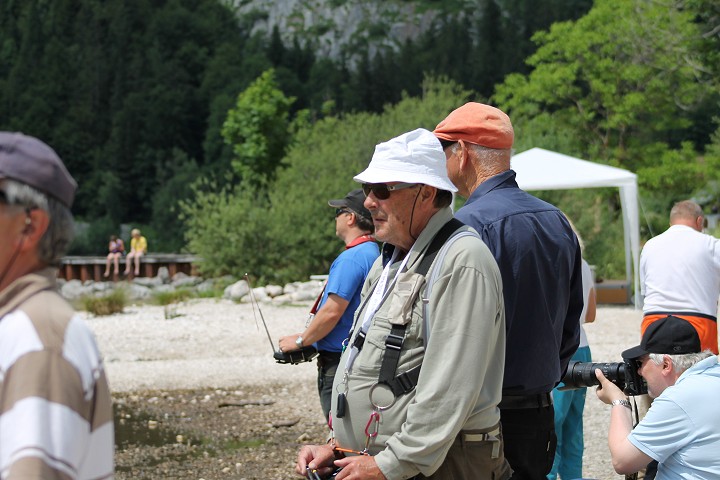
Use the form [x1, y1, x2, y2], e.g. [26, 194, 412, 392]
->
[433, 102, 514, 149]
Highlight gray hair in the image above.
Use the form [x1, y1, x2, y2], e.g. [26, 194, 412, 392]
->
[450, 142, 511, 161]
[670, 200, 703, 223]
[649, 350, 715, 374]
[3, 179, 75, 266]
[451, 143, 512, 176]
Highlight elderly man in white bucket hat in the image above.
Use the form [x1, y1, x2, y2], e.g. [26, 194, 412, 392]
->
[295, 128, 511, 480]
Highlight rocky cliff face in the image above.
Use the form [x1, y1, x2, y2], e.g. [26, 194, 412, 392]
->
[232, 0, 446, 60]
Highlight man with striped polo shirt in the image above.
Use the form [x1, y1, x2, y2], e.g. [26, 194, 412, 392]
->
[0, 132, 114, 479]
[640, 200, 720, 354]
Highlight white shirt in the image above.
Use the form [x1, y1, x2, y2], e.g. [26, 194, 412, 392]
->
[640, 224, 720, 317]
[578, 259, 593, 348]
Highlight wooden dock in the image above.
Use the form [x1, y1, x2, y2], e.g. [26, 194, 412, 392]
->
[59, 254, 201, 282]
[595, 279, 631, 304]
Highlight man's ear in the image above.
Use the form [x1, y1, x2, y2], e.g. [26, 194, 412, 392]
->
[457, 139, 470, 170]
[20, 209, 50, 250]
[419, 185, 436, 203]
[661, 354, 674, 376]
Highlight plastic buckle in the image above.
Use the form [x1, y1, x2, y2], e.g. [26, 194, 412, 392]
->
[353, 331, 366, 349]
[385, 333, 404, 350]
[395, 371, 415, 394]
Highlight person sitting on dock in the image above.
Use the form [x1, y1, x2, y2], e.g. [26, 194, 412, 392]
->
[104, 234, 124, 278]
[125, 228, 148, 276]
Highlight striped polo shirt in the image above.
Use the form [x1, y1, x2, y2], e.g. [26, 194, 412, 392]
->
[0, 269, 114, 479]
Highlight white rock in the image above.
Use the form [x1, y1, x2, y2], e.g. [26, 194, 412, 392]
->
[265, 284, 283, 298]
[133, 276, 163, 288]
[196, 279, 216, 293]
[157, 266, 170, 284]
[92, 282, 113, 292]
[61, 280, 92, 300]
[251, 287, 269, 302]
[126, 284, 152, 300]
[153, 284, 176, 294]
[173, 275, 201, 288]
[291, 289, 317, 302]
[272, 294, 294, 304]
[223, 280, 249, 301]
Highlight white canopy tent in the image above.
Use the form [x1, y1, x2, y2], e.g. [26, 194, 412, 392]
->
[511, 147, 640, 307]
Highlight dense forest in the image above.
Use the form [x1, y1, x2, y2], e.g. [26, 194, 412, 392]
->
[1, 0, 718, 283]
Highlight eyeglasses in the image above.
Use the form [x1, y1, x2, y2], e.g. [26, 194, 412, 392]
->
[439, 139, 457, 150]
[0, 190, 7, 204]
[335, 208, 352, 217]
[362, 182, 418, 200]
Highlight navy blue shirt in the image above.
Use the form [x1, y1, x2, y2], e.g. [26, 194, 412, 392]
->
[455, 170, 582, 395]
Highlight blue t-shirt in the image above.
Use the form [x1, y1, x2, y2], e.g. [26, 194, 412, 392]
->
[315, 240, 379, 352]
[628, 356, 720, 479]
[455, 169, 583, 394]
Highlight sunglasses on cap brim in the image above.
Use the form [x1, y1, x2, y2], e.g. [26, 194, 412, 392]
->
[361, 182, 418, 200]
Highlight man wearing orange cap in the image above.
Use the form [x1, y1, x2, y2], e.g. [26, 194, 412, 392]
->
[434, 104, 583, 480]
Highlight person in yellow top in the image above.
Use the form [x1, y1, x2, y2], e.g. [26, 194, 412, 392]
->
[125, 228, 148, 276]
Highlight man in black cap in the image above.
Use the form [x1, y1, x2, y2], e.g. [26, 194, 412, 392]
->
[0, 132, 114, 478]
[279, 189, 378, 422]
[595, 315, 720, 478]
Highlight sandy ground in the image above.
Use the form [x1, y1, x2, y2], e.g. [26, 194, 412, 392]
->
[85, 299, 645, 479]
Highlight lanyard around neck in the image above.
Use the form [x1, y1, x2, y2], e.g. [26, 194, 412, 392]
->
[344, 246, 412, 374]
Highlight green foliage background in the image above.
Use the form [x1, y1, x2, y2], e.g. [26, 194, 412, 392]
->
[1, 0, 719, 286]
[183, 78, 470, 283]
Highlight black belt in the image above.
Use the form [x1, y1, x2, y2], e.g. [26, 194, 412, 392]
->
[499, 393, 552, 410]
[317, 351, 342, 367]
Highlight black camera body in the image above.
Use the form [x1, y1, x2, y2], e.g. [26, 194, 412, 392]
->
[273, 346, 319, 365]
[560, 358, 647, 396]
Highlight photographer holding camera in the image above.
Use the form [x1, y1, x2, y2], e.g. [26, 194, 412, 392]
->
[595, 315, 720, 478]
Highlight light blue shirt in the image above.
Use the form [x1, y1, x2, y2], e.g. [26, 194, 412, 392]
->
[628, 355, 720, 478]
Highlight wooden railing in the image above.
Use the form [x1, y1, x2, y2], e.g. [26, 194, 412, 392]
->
[59, 254, 201, 282]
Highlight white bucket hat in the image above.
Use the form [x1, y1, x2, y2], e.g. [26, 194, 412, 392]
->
[354, 128, 458, 193]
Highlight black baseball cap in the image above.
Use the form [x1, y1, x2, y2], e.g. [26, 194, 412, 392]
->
[622, 315, 701, 360]
[0, 132, 77, 208]
[328, 189, 372, 221]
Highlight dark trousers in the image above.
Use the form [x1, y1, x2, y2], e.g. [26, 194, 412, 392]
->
[317, 352, 341, 423]
[500, 402, 556, 480]
[415, 424, 513, 480]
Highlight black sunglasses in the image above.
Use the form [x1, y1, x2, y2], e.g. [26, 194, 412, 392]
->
[335, 208, 352, 217]
[362, 182, 418, 200]
[0, 190, 6, 204]
[439, 139, 457, 150]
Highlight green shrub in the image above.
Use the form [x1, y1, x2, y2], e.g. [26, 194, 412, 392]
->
[82, 289, 127, 316]
[152, 288, 195, 306]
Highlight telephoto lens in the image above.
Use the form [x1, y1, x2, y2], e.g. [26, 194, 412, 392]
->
[560, 361, 626, 390]
[560, 359, 647, 396]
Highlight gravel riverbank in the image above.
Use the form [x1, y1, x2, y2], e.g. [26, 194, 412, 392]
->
[85, 298, 645, 479]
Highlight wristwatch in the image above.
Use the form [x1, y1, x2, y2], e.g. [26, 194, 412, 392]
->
[611, 399, 631, 410]
[295, 336, 304, 348]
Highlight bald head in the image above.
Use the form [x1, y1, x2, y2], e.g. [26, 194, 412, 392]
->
[669, 200, 704, 231]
